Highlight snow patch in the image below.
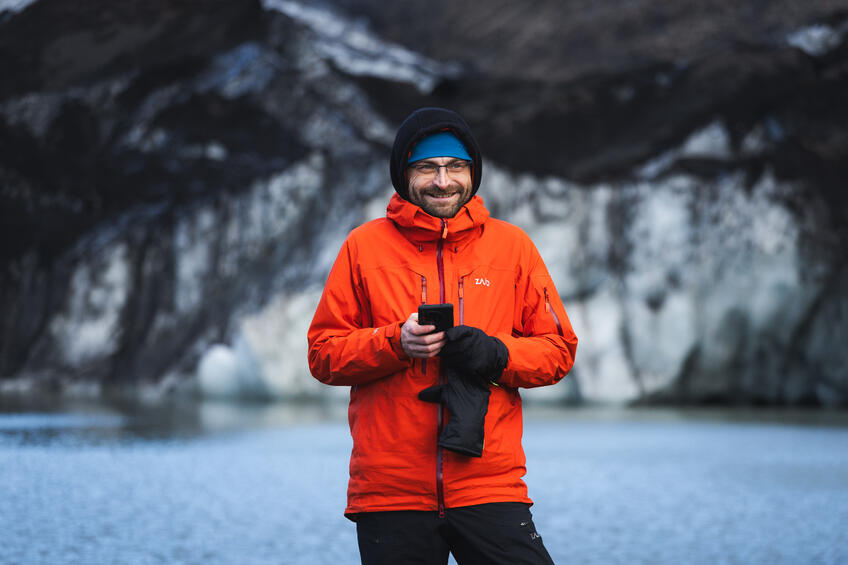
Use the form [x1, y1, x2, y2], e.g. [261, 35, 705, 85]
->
[740, 124, 767, 155]
[636, 149, 679, 180]
[362, 186, 396, 222]
[197, 43, 279, 98]
[240, 290, 339, 399]
[174, 205, 216, 313]
[787, 24, 844, 56]
[195, 288, 345, 400]
[573, 286, 641, 403]
[197, 337, 266, 399]
[0, 0, 35, 15]
[680, 121, 731, 158]
[50, 243, 130, 365]
[262, 0, 462, 93]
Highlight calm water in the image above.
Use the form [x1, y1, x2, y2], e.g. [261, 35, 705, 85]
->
[1, 400, 847, 565]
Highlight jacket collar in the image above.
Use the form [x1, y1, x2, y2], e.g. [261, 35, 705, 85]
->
[386, 193, 490, 245]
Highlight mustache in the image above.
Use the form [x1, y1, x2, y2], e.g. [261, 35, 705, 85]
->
[419, 183, 464, 196]
[410, 178, 467, 199]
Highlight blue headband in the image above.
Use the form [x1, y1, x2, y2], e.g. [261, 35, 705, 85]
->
[408, 131, 471, 164]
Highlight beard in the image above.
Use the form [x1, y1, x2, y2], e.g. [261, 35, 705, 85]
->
[410, 181, 471, 219]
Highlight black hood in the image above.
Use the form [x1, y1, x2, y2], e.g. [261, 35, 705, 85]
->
[390, 107, 482, 201]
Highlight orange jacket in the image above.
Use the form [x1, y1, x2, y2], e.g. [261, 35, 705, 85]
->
[308, 193, 577, 517]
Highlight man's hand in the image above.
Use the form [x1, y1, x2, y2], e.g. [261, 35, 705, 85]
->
[440, 325, 509, 384]
[400, 312, 446, 358]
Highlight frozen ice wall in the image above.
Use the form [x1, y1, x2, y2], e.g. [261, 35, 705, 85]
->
[1, 0, 846, 406]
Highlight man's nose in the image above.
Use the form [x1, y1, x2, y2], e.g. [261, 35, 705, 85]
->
[432, 167, 451, 189]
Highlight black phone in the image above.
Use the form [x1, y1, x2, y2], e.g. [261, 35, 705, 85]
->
[418, 303, 454, 333]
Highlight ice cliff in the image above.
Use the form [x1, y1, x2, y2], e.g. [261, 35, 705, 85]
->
[1, 0, 846, 405]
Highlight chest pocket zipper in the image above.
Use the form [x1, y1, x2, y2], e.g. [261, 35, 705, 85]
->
[544, 287, 564, 337]
[420, 274, 427, 374]
[458, 276, 465, 325]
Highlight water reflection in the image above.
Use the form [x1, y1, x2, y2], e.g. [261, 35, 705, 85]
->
[3, 394, 846, 444]
[0, 412, 127, 431]
[0, 396, 349, 446]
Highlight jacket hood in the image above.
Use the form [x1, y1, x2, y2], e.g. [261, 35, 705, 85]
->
[386, 193, 490, 246]
[390, 107, 483, 201]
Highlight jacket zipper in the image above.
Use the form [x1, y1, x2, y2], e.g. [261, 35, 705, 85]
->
[420, 275, 427, 374]
[437, 223, 446, 303]
[458, 276, 464, 325]
[436, 219, 447, 518]
[544, 287, 565, 336]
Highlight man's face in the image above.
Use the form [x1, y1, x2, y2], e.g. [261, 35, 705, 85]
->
[406, 157, 473, 219]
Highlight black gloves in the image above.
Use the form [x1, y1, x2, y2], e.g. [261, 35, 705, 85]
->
[418, 326, 509, 458]
[440, 325, 509, 385]
[418, 368, 490, 457]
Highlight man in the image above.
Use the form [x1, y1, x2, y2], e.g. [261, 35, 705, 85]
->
[308, 107, 577, 564]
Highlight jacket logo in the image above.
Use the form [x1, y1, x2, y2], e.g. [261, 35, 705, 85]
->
[474, 277, 491, 287]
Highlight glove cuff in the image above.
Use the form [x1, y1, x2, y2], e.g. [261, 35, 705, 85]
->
[491, 337, 509, 383]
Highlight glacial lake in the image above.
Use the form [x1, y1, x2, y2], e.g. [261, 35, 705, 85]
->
[1, 399, 846, 565]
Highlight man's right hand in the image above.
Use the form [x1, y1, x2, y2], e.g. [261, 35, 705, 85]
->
[400, 312, 446, 358]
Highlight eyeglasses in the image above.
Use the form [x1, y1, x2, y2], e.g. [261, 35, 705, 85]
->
[408, 160, 471, 178]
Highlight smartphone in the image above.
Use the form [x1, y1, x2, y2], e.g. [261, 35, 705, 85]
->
[418, 303, 454, 333]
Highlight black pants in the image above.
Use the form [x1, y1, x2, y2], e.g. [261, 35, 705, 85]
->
[354, 502, 556, 565]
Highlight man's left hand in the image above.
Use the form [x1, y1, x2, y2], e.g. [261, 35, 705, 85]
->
[440, 325, 509, 385]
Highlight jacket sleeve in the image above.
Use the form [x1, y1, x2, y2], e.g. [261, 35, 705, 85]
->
[307, 237, 411, 386]
[494, 245, 577, 389]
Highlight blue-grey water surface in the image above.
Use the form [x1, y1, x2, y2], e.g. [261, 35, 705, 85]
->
[1, 401, 846, 565]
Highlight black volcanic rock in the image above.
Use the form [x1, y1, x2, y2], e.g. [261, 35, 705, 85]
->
[0, 0, 264, 99]
[329, 0, 847, 80]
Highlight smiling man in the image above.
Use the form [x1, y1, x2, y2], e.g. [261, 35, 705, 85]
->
[404, 131, 474, 218]
[308, 107, 577, 565]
